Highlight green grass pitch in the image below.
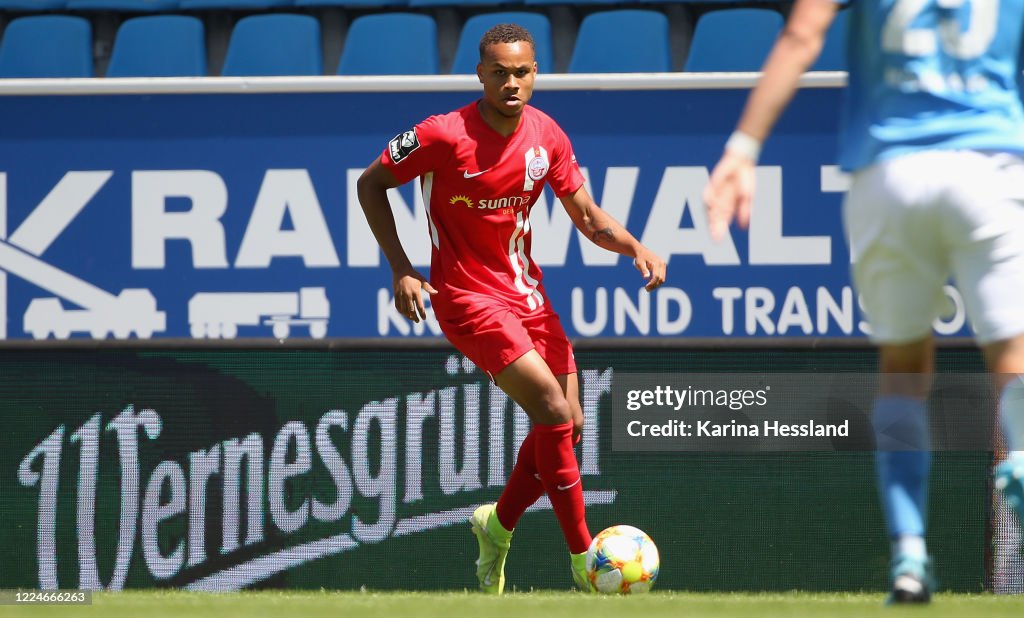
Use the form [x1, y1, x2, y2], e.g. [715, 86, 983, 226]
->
[5, 591, 1024, 617]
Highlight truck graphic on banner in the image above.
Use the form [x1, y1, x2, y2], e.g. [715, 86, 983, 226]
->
[0, 238, 166, 340]
[188, 287, 330, 339]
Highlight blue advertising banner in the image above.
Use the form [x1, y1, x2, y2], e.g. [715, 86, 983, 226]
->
[0, 78, 971, 340]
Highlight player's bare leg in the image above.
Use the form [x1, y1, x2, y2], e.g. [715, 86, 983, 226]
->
[985, 336, 1024, 524]
[471, 351, 592, 593]
[873, 338, 935, 604]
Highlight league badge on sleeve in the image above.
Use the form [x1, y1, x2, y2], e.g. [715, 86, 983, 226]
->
[388, 129, 421, 163]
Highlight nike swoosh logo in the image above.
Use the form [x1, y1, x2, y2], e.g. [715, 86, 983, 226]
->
[557, 478, 581, 491]
[464, 169, 489, 179]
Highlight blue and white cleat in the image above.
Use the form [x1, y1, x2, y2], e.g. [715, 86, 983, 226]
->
[886, 556, 933, 605]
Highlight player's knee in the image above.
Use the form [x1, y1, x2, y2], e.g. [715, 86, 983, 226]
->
[536, 394, 573, 426]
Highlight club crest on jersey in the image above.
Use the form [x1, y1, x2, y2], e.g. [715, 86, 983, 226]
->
[389, 129, 420, 163]
[522, 145, 550, 191]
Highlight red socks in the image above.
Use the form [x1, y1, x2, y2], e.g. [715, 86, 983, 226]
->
[495, 430, 545, 531]
[495, 423, 593, 554]
[530, 422, 593, 554]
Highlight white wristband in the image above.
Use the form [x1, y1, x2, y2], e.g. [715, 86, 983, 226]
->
[725, 131, 762, 164]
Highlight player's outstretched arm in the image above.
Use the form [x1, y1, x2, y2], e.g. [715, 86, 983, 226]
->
[559, 185, 666, 291]
[357, 158, 437, 323]
[704, 0, 838, 241]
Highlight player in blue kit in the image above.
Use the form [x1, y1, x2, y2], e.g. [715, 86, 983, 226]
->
[703, 0, 1024, 604]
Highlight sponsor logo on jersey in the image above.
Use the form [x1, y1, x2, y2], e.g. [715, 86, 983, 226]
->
[477, 195, 531, 210]
[449, 195, 473, 208]
[388, 129, 420, 163]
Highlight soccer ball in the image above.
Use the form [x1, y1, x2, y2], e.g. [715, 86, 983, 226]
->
[585, 525, 660, 594]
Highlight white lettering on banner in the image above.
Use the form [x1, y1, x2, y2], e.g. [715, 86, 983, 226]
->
[188, 444, 221, 567]
[749, 168, 831, 265]
[347, 168, 431, 267]
[571, 286, 693, 336]
[0, 164, 977, 339]
[221, 434, 264, 551]
[16, 357, 611, 591]
[377, 288, 441, 336]
[142, 461, 186, 579]
[235, 170, 340, 268]
[269, 421, 312, 535]
[640, 167, 741, 265]
[712, 285, 967, 336]
[820, 166, 853, 265]
[312, 412, 354, 523]
[132, 171, 229, 269]
[531, 167, 638, 266]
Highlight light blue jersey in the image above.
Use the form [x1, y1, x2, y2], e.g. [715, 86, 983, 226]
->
[838, 0, 1024, 171]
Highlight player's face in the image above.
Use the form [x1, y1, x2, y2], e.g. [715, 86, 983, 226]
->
[477, 41, 537, 118]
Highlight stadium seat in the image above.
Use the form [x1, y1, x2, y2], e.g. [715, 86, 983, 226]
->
[684, 8, 784, 72]
[67, 0, 178, 10]
[811, 10, 848, 71]
[338, 13, 438, 75]
[0, 15, 92, 78]
[221, 14, 322, 76]
[450, 12, 553, 74]
[0, 0, 66, 10]
[296, 0, 403, 7]
[409, 0, 498, 8]
[568, 10, 671, 73]
[525, 0, 619, 7]
[106, 15, 206, 77]
[179, 0, 289, 11]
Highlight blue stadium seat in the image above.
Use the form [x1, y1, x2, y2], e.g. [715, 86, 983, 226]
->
[684, 8, 784, 72]
[67, 0, 178, 10]
[525, 0, 619, 7]
[338, 13, 438, 75]
[0, 0, 66, 9]
[409, 0, 498, 8]
[296, 0, 402, 7]
[811, 10, 848, 71]
[179, 0, 289, 11]
[568, 10, 670, 73]
[106, 15, 206, 77]
[0, 15, 92, 78]
[221, 14, 322, 76]
[450, 12, 552, 74]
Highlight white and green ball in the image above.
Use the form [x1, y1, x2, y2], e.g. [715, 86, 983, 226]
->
[585, 525, 660, 594]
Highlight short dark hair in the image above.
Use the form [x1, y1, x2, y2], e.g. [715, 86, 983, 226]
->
[478, 23, 535, 59]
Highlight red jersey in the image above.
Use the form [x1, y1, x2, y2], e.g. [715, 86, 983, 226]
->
[380, 101, 585, 321]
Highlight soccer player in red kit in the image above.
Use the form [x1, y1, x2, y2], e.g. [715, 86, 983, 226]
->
[357, 23, 666, 593]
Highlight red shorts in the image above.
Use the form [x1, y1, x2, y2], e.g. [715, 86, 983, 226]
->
[437, 304, 576, 380]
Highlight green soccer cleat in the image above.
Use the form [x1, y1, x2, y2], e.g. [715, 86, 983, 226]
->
[470, 503, 512, 594]
[571, 551, 593, 592]
[886, 555, 933, 605]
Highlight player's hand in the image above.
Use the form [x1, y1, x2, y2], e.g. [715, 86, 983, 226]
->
[392, 268, 437, 323]
[704, 150, 756, 242]
[633, 246, 666, 292]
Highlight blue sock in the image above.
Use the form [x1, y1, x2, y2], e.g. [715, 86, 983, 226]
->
[999, 377, 1024, 455]
[872, 396, 931, 550]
